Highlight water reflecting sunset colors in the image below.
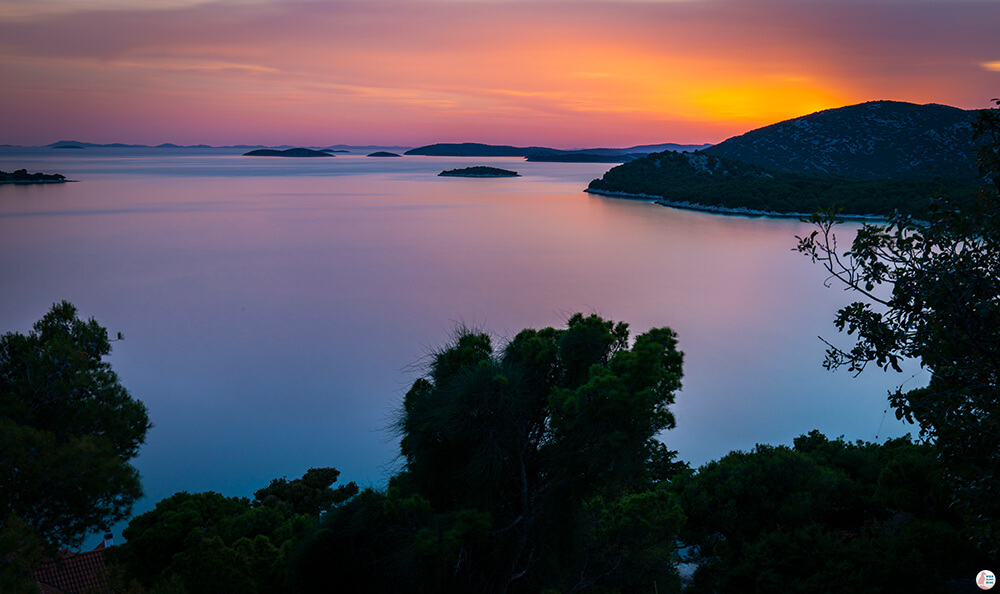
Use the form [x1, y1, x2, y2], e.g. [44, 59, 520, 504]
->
[0, 149, 917, 528]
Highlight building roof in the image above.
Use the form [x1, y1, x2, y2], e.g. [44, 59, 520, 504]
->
[33, 544, 110, 594]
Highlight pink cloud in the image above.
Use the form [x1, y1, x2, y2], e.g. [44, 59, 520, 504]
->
[0, 0, 996, 146]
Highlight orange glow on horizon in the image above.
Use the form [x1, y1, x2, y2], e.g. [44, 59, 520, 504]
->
[0, 0, 995, 147]
[692, 83, 847, 124]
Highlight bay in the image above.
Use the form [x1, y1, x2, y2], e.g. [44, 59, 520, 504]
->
[0, 148, 916, 534]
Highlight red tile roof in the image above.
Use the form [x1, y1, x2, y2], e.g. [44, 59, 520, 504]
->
[34, 546, 110, 594]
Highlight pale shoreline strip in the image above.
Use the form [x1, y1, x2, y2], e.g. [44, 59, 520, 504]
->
[584, 188, 892, 223]
[0, 179, 72, 185]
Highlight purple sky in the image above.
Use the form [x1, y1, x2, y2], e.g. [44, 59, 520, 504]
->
[1, 0, 997, 146]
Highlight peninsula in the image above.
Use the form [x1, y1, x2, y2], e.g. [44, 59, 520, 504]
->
[587, 101, 981, 218]
[439, 166, 519, 177]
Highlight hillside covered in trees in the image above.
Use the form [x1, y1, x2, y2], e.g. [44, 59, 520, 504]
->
[703, 101, 978, 181]
[588, 101, 984, 217]
[587, 150, 976, 217]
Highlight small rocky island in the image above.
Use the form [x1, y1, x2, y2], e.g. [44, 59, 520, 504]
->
[243, 148, 333, 157]
[1, 169, 68, 184]
[439, 166, 519, 177]
[367, 151, 402, 157]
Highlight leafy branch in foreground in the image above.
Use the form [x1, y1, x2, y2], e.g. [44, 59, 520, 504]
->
[796, 99, 1000, 551]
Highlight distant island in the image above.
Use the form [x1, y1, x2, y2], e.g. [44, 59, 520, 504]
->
[0, 169, 68, 184]
[524, 152, 640, 163]
[407, 142, 710, 162]
[439, 166, 519, 177]
[408, 143, 552, 157]
[32, 141, 411, 151]
[587, 101, 983, 218]
[367, 151, 402, 157]
[243, 148, 334, 158]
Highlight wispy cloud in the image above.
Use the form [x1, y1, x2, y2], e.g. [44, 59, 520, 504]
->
[111, 57, 281, 75]
[0, 0, 996, 146]
[0, 0, 235, 19]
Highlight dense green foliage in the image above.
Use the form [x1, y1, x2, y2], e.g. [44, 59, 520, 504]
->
[112, 468, 357, 593]
[300, 313, 686, 593]
[105, 306, 996, 592]
[296, 454, 687, 594]
[797, 100, 1000, 550]
[673, 432, 987, 593]
[588, 150, 976, 217]
[0, 303, 149, 590]
[0, 302, 150, 553]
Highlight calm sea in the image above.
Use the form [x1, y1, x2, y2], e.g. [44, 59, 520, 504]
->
[0, 147, 916, 533]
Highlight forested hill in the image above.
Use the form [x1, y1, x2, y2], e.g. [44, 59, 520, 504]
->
[587, 150, 978, 218]
[703, 100, 979, 181]
[404, 143, 555, 156]
[587, 101, 985, 217]
[404, 142, 710, 160]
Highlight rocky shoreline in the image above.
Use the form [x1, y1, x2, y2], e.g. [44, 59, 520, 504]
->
[584, 188, 892, 222]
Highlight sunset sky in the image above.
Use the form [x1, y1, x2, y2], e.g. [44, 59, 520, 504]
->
[0, 0, 997, 148]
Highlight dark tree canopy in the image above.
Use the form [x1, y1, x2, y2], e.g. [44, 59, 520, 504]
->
[672, 432, 986, 594]
[0, 301, 151, 553]
[393, 313, 684, 592]
[114, 467, 354, 594]
[796, 99, 1000, 550]
[253, 467, 358, 517]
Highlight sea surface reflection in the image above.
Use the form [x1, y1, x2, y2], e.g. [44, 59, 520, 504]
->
[0, 148, 918, 537]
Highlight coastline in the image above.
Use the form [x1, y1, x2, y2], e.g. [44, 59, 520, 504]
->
[584, 188, 893, 223]
[0, 179, 72, 185]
